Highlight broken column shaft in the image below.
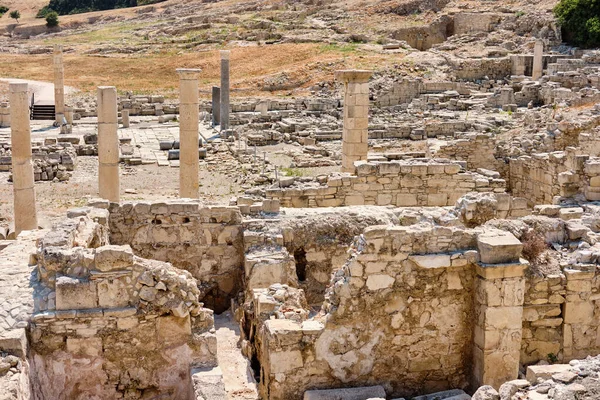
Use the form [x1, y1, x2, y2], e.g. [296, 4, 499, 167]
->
[9, 83, 37, 234]
[177, 69, 201, 199]
[122, 109, 130, 128]
[335, 70, 372, 173]
[532, 40, 544, 81]
[53, 45, 65, 125]
[97, 86, 120, 202]
[220, 50, 230, 131]
[212, 86, 221, 127]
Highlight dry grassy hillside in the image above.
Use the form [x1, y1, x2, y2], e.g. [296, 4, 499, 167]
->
[0, 0, 562, 98]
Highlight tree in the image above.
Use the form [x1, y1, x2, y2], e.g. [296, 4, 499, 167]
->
[45, 11, 59, 27]
[9, 10, 20, 23]
[554, 0, 600, 48]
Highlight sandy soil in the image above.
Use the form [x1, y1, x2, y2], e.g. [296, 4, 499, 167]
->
[215, 312, 259, 400]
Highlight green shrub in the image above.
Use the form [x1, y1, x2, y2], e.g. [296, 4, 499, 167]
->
[36, 5, 54, 18]
[45, 11, 59, 27]
[554, 0, 600, 47]
[0, 5, 8, 16]
[9, 10, 19, 22]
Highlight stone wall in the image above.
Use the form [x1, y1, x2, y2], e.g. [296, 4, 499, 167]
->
[434, 133, 505, 175]
[253, 225, 528, 399]
[391, 16, 451, 50]
[30, 210, 216, 399]
[453, 57, 513, 81]
[509, 150, 588, 205]
[266, 159, 506, 208]
[452, 12, 502, 35]
[106, 200, 244, 313]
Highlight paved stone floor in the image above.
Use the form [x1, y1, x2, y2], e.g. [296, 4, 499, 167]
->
[0, 116, 219, 168]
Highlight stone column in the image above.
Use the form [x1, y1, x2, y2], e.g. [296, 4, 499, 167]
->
[532, 40, 544, 80]
[212, 86, 220, 127]
[9, 83, 37, 234]
[335, 70, 372, 173]
[0, 103, 10, 128]
[97, 86, 120, 203]
[53, 45, 65, 125]
[177, 69, 201, 199]
[122, 109, 130, 128]
[65, 106, 73, 125]
[473, 231, 527, 389]
[220, 50, 230, 131]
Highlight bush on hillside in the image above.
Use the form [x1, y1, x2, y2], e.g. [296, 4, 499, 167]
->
[36, 5, 54, 18]
[0, 6, 9, 16]
[44, 0, 165, 15]
[554, 0, 600, 48]
[9, 10, 19, 22]
[46, 11, 59, 27]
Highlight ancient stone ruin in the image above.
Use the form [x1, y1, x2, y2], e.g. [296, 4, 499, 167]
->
[4, 4, 600, 400]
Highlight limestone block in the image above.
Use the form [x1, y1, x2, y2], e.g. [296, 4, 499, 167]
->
[192, 366, 227, 400]
[56, 276, 98, 310]
[269, 349, 303, 374]
[304, 386, 386, 400]
[409, 254, 451, 269]
[94, 245, 134, 271]
[97, 277, 131, 308]
[563, 302, 594, 324]
[477, 231, 522, 264]
[412, 389, 469, 400]
[526, 364, 572, 383]
[396, 194, 417, 206]
[366, 274, 395, 290]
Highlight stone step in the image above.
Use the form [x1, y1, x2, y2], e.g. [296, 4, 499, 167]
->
[303, 385, 386, 400]
[191, 366, 227, 400]
[412, 389, 470, 400]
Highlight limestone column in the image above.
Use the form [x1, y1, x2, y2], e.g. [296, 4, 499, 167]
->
[97, 86, 120, 202]
[177, 69, 201, 199]
[122, 109, 130, 128]
[0, 103, 10, 128]
[532, 40, 544, 80]
[473, 232, 527, 389]
[220, 50, 230, 131]
[53, 45, 65, 125]
[212, 86, 220, 127]
[335, 70, 372, 173]
[9, 83, 37, 234]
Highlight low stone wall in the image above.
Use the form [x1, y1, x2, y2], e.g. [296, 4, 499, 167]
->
[266, 159, 506, 208]
[105, 200, 244, 313]
[30, 211, 216, 399]
[0, 141, 76, 182]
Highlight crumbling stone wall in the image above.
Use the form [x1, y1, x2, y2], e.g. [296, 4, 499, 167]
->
[266, 160, 506, 208]
[509, 151, 588, 205]
[391, 16, 451, 50]
[435, 133, 505, 175]
[106, 201, 244, 312]
[521, 274, 565, 365]
[256, 225, 480, 399]
[252, 224, 535, 398]
[30, 211, 216, 399]
[453, 57, 513, 81]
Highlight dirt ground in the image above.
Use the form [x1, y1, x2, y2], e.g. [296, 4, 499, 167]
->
[0, 155, 245, 229]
